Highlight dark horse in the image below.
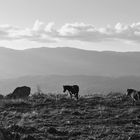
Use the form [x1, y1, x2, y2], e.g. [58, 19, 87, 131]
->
[127, 88, 140, 105]
[6, 86, 31, 99]
[63, 85, 79, 100]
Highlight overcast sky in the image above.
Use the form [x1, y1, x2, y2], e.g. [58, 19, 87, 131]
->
[0, 0, 140, 51]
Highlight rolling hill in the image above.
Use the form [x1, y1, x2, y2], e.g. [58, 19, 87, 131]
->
[0, 47, 140, 78]
[0, 47, 140, 95]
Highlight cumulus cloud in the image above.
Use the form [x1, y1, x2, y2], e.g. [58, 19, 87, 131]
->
[1, 21, 140, 44]
[57, 22, 140, 43]
[57, 23, 104, 41]
[0, 24, 21, 40]
[0, 20, 58, 43]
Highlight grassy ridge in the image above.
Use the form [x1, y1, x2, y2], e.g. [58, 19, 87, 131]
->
[0, 92, 140, 140]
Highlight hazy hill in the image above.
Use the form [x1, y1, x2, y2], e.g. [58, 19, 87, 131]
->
[0, 47, 140, 95]
[0, 47, 140, 79]
[1, 75, 140, 95]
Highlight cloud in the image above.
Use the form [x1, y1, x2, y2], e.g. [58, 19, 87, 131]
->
[0, 20, 58, 43]
[57, 23, 104, 42]
[57, 22, 140, 43]
[22, 20, 58, 43]
[1, 21, 140, 44]
[32, 20, 45, 31]
[0, 24, 21, 40]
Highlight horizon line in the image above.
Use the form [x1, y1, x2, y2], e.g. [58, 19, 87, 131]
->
[1, 46, 140, 53]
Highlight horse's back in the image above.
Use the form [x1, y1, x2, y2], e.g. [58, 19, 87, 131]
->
[73, 85, 79, 93]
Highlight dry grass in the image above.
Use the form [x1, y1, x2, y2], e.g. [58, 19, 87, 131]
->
[0, 99, 29, 108]
[0, 92, 140, 139]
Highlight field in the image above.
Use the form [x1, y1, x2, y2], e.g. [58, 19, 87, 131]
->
[0, 92, 140, 140]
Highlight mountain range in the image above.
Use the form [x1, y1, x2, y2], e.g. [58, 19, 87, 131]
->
[0, 47, 140, 95]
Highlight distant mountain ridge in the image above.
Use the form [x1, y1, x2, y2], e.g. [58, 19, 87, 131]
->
[0, 47, 140, 95]
[0, 47, 140, 79]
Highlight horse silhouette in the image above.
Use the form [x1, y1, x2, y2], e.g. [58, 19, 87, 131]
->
[63, 85, 79, 100]
[6, 86, 31, 99]
[127, 88, 140, 105]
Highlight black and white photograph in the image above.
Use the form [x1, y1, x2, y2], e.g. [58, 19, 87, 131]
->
[0, 0, 140, 139]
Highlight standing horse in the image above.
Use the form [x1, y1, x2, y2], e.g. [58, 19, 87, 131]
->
[63, 85, 79, 100]
[127, 89, 140, 105]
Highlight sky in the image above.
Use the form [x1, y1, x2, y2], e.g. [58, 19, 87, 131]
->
[0, 0, 140, 51]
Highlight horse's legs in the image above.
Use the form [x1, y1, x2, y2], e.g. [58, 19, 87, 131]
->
[132, 99, 136, 106]
[75, 93, 79, 100]
[69, 91, 72, 99]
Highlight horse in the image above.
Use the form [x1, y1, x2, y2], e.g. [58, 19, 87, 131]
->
[6, 86, 31, 99]
[63, 85, 79, 100]
[126, 88, 140, 105]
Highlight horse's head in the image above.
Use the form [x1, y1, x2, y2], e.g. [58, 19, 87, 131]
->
[63, 85, 67, 92]
[127, 89, 136, 96]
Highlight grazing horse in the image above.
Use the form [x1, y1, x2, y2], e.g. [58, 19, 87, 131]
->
[6, 86, 31, 99]
[126, 89, 140, 104]
[63, 85, 79, 100]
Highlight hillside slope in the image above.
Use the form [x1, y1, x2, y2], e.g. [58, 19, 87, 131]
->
[0, 47, 140, 79]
